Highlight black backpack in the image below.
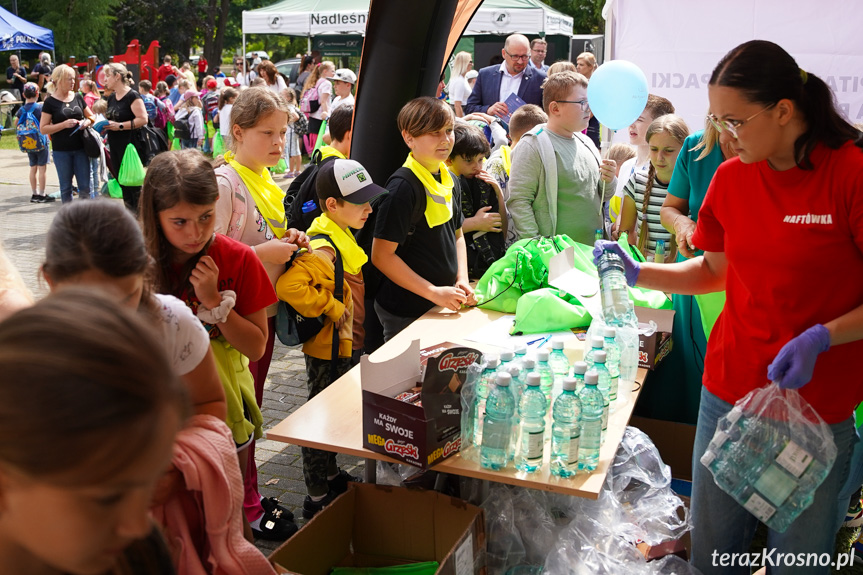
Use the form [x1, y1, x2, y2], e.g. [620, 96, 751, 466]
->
[275, 235, 344, 381]
[172, 116, 192, 140]
[285, 150, 336, 232]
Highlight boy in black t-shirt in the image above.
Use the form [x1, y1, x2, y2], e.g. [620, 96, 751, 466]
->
[371, 97, 476, 341]
[446, 123, 507, 280]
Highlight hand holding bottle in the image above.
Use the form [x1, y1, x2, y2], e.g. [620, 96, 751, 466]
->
[592, 240, 640, 286]
[767, 324, 831, 389]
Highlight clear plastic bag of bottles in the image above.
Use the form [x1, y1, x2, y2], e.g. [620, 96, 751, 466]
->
[700, 382, 837, 532]
[459, 359, 486, 464]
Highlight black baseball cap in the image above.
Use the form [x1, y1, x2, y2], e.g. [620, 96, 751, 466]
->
[316, 159, 387, 205]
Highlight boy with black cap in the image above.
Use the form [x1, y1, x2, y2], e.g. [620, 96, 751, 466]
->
[276, 158, 385, 519]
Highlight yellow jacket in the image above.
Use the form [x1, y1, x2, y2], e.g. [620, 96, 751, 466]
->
[276, 248, 353, 360]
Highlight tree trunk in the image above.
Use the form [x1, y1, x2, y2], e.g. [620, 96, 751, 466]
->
[207, 0, 231, 73]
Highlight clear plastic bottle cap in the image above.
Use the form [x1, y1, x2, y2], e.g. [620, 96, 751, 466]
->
[500, 350, 515, 361]
[594, 350, 607, 363]
[551, 338, 565, 350]
[485, 355, 500, 368]
[590, 335, 605, 349]
[584, 371, 599, 385]
[526, 372, 541, 387]
[536, 349, 549, 362]
[573, 361, 588, 375]
[603, 326, 617, 338]
[521, 358, 536, 369]
[562, 377, 577, 391]
[513, 343, 527, 355]
[496, 372, 512, 386]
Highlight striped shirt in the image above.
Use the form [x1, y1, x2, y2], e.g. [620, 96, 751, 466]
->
[624, 170, 672, 257]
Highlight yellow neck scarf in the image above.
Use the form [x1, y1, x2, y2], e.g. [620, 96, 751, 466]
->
[224, 151, 287, 239]
[306, 214, 367, 275]
[500, 145, 512, 177]
[319, 146, 346, 161]
[403, 153, 453, 228]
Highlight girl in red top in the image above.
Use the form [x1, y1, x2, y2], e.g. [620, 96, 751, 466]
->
[596, 40, 863, 574]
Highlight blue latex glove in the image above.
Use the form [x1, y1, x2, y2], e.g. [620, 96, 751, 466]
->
[592, 240, 641, 286]
[767, 324, 831, 389]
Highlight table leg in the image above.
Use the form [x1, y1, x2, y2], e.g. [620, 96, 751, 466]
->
[364, 458, 376, 483]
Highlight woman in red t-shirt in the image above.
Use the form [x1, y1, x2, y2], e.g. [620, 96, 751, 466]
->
[596, 40, 863, 574]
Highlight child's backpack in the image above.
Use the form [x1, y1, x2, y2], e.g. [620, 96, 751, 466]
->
[202, 92, 219, 121]
[152, 97, 169, 130]
[16, 104, 47, 153]
[159, 96, 176, 124]
[299, 81, 322, 115]
[173, 114, 192, 140]
[141, 93, 159, 124]
[292, 105, 308, 136]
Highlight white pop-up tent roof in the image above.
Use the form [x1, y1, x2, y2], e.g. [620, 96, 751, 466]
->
[243, 0, 573, 37]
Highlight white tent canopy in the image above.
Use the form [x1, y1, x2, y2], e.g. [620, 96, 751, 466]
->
[243, 0, 573, 38]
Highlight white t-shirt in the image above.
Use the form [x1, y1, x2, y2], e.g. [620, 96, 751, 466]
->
[266, 76, 287, 95]
[310, 78, 332, 121]
[331, 93, 354, 112]
[448, 74, 472, 105]
[219, 103, 233, 137]
[154, 293, 210, 376]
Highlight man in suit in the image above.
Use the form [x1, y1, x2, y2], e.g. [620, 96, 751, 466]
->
[464, 34, 546, 118]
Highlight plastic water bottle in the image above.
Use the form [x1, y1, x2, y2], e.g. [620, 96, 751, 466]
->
[513, 343, 528, 367]
[474, 354, 500, 445]
[654, 239, 666, 263]
[548, 338, 570, 392]
[596, 251, 637, 326]
[572, 361, 587, 392]
[500, 349, 516, 370]
[603, 327, 621, 401]
[504, 364, 524, 462]
[516, 373, 547, 473]
[592, 351, 612, 436]
[583, 335, 604, 370]
[480, 372, 516, 470]
[578, 371, 604, 471]
[551, 376, 581, 478]
[534, 350, 555, 399]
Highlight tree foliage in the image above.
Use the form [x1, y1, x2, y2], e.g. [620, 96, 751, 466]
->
[545, 0, 605, 34]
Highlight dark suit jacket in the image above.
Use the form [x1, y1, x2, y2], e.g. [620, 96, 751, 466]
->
[464, 64, 546, 115]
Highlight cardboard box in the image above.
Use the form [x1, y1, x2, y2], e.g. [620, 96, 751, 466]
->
[630, 416, 696, 481]
[361, 340, 481, 469]
[270, 483, 485, 575]
[634, 306, 675, 370]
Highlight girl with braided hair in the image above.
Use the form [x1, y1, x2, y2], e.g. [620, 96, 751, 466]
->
[615, 114, 689, 262]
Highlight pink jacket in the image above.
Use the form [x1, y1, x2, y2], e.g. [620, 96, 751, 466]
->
[152, 415, 276, 575]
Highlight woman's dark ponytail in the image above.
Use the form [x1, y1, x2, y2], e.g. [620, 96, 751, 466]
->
[710, 40, 862, 169]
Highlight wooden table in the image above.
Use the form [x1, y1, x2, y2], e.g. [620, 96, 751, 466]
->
[267, 306, 645, 499]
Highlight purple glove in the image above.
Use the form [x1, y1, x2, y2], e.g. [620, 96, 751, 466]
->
[767, 324, 831, 389]
[592, 240, 641, 286]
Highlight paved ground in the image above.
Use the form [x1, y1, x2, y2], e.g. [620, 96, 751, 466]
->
[0, 148, 363, 556]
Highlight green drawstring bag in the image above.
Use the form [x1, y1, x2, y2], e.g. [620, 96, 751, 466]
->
[166, 122, 174, 141]
[312, 118, 328, 153]
[513, 287, 591, 334]
[272, 157, 287, 174]
[106, 178, 123, 199]
[118, 144, 145, 186]
[331, 562, 440, 575]
[212, 132, 224, 158]
[171, 138, 181, 151]
[206, 120, 215, 139]
[695, 291, 726, 338]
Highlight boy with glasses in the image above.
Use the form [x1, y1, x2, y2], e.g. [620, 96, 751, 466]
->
[507, 71, 616, 244]
[465, 34, 545, 117]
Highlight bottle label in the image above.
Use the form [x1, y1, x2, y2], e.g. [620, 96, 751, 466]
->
[602, 402, 609, 430]
[744, 492, 776, 523]
[568, 434, 580, 465]
[526, 430, 544, 460]
[774, 440, 814, 478]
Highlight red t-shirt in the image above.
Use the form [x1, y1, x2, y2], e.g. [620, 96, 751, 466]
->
[197, 58, 208, 74]
[157, 64, 174, 83]
[175, 234, 276, 340]
[692, 141, 863, 424]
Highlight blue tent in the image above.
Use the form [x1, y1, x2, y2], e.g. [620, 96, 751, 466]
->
[0, 6, 54, 52]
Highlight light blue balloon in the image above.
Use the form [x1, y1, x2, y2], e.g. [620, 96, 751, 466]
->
[586, 60, 649, 131]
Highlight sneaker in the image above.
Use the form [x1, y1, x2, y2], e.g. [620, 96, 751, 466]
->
[302, 491, 337, 520]
[41, 194, 56, 203]
[30, 194, 40, 203]
[251, 503, 299, 541]
[328, 469, 361, 496]
[260, 496, 294, 522]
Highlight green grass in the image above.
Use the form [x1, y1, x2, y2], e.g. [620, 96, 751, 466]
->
[0, 130, 18, 150]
